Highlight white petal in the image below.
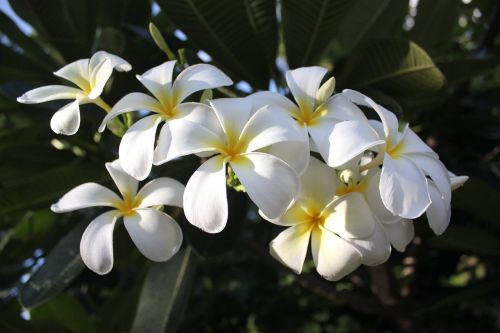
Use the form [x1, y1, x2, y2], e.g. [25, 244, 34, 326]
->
[210, 98, 252, 143]
[231, 152, 299, 219]
[260, 203, 312, 226]
[382, 219, 414, 252]
[90, 51, 131, 72]
[184, 155, 228, 233]
[247, 91, 300, 117]
[265, 137, 310, 175]
[156, 119, 221, 164]
[124, 209, 183, 261]
[137, 61, 177, 104]
[241, 105, 305, 152]
[179, 102, 223, 136]
[398, 125, 436, 157]
[327, 120, 385, 167]
[450, 174, 469, 190]
[51, 183, 120, 212]
[17, 85, 83, 104]
[364, 169, 400, 224]
[105, 160, 139, 197]
[342, 89, 399, 145]
[269, 224, 312, 274]
[50, 100, 81, 135]
[88, 57, 113, 99]
[311, 227, 362, 281]
[380, 155, 431, 219]
[119, 115, 162, 180]
[80, 210, 119, 275]
[323, 192, 376, 239]
[307, 116, 338, 162]
[137, 177, 185, 208]
[298, 156, 337, 209]
[322, 94, 367, 122]
[286, 66, 327, 111]
[99, 92, 163, 132]
[349, 221, 391, 266]
[173, 63, 232, 102]
[426, 181, 451, 235]
[410, 153, 451, 204]
[53, 59, 90, 90]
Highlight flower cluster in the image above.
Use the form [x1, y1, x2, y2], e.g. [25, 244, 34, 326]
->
[18, 52, 467, 279]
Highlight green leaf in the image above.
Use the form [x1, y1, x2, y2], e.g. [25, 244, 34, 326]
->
[131, 247, 198, 333]
[451, 177, 500, 230]
[19, 221, 87, 308]
[281, 0, 353, 67]
[0, 162, 104, 216]
[30, 293, 96, 333]
[409, 0, 459, 49]
[158, 0, 278, 88]
[437, 57, 499, 85]
[336, 0, 408, 53]
[427, 226, 500, 256]
[337, 39, 446, 108]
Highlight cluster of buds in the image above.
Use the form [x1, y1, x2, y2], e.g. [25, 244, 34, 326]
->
[18, 52, 467, 279]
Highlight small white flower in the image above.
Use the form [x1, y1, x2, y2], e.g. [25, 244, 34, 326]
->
[248, 66, 367, 163]
[17, 51, 131, 135]
[161, 97, 302, 233]
[51, 160, 184, 275]
[329, 89, 452, 220]
[98, 61, 233, 180]
[263, 157, 398, 281]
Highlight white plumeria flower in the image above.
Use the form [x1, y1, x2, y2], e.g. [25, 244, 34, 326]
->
[263, 157, 396, 281]
[17, 51, 131, 135]
[329, 89, 452, 220]
[98, 60, 233, 180]
[50, 160, 184, 275]
[248, 66, 367, 163]
[160, 97, 302, 233]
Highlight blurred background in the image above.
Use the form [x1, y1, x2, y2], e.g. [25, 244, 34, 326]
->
[0, 0, 499, 332]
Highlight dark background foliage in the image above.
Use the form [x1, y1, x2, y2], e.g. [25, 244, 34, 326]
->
[0, 0, 499, 332]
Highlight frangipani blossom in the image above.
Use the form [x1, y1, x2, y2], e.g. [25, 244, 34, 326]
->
[329, 89, 452, 220]
[160, 97, 302, 233]
[263, 157, 395, 281]
[98, 60, 233, 180]
[51, 160, 184, 275]
[249, 66, 367, 163]
[17, 51, 131, 135]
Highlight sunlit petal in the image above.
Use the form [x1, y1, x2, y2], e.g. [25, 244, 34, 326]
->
[119, 115, 162, 180]
[53, 59, 89, 90]
[398, 125, 436, 157]
[50, 100, 81, 135]
[210, 98, 252, 143]
[382, 219, 414, 252]
[173, 63, 232, 102]
[184, 155, 228, 233]
[231, 152, 299, 219]
[105, 160, 139, 197]
[137, 177, 185, 208]
[260, 203, 312, 226]
[410, 153, 451, 204]
[124, 209, 183, 261]
[380, 155, 431, 219]
[322, 93, 367, 122]
[286, 66, 327, 111]
[349, 221, 391, 266]
[311, 227, 362, 281]
[80, 210, 119, 275]
[265, 137, 310, 175]
[17, 85, 83, 104]
[247, 91, 300, 117]
[308, 116, 338, 162]
[269, 223, 312, 274]
[426, 181, 451, 235]
[90, 51, 132, 72]
[136, 61, 177, 104]
[51, 183, 120, 212]
[298, 157, 337, 209]
[88, 57, 113, 99]
[364, 169, 400, 224]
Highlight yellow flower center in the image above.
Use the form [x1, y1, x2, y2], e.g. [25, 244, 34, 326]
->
[115, 193, 142, 216]
[294, 100, 328, 127]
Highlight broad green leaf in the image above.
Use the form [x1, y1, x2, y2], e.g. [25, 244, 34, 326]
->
[451, 177, 500, 230]
[281, 0, 353, 67]
[437, 57, 499, 85]
[428, 226, 500, 256]
[158, 0, 278, 88]
[19, 221, 87, 308]
[131, 247, 198, 333]
[0, 161, 104, 215]
[337, 39, 446, 108]
[30, 293, 96, 333]
[409, 0, 459, 49]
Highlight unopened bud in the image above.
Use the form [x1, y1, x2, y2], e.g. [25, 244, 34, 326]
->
[339, 168, 358, 185]
[316, 77, 336, 105]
